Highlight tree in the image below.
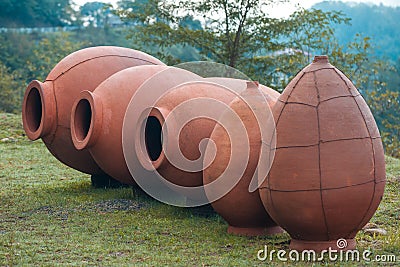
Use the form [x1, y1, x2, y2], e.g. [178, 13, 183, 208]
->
[26, 32, 88, 81]
[0, 0, 75, 27]
[117, 0, 148, 14]
[116, 0, 399, 158]
[313, 1, 400, 61]
[0, 32, 35, 71]
[367, 90, 400, 158]
[80, 1, 113, 27]
[328, 34, 400, 158]
[115, 0, 348, 84]
[0, 63, 23, 113]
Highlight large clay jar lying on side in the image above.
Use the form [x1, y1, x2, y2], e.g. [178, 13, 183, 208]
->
[134, 79, 279, 196]
[203, 82, 282, 236]
[22, 46, 164, 175]
[71, 66, 202, 185]
[135, 81, 238, 190]
[259, 56, 386, 251]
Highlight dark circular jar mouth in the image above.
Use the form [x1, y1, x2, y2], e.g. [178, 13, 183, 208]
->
[25, 86, 43, 133]
[22, 80, 56, 141]
[144, 116, 163, 162]
[73, 98, 92, 143]
[136, 107, 168, 171]
[71, 90, 102, 150]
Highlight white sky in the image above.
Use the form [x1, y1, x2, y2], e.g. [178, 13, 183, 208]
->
[73, 0, 400, 18]
[268, 0, 400, 18]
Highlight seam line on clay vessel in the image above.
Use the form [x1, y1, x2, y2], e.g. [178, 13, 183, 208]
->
[279, 71, 306, 100]
[274, 136, 377, 150]
[48, 82, 58, 145]
[267, 69, 318, 232]
[350, 83, 379, 236]
[284, 101, 318, 108]
[48, 55, 159, 81]
[274, 143, 319, 149]
[314, 71, 330, 241]
[260, 179, 376, 191]
[328, 65, 383, 240]
[289, 71, 306, 94]
[304, 67, 335, 73]
[320, 136, 372, 144]
[288, 71, 305, 88]
[267, 172, 281, 229]
[327, 65, 379, 239]
[266, 70, 307, 219]
[275, 72, 304, 126]
[333, 68, 352, 84]
[285, 72, 305, 104]
[332, 68, 360, 97]
[319, 94, 361, 104]
[48, 124, 71, 146]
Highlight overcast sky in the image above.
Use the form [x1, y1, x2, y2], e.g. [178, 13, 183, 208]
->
[73, 0, 400, 18]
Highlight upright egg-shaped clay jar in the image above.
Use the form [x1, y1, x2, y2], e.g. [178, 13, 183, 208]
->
[203, 82, 282, 236]
[22, 46, 164, 176]
[259, 56, 386, 251]
[70, 66, 201, 185]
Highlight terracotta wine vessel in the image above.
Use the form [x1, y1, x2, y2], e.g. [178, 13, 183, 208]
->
[135, 78, 279, 191]
[70, 65, 201, 185]
[203, 81, 282, 236]
[22, 46, 164, 176]
[259, 56, 386, 251]
[135, 81, 238, 189]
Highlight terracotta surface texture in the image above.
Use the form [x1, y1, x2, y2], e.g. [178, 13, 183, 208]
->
[135, 79, 278, 193]
[22, 46, 164, 175]
[70, 65, 203, 185]
[136, 81, 239, 189]
[259, 55, 386, 251]
[71, 65, 166, 184]
[203, 82, 282, 236]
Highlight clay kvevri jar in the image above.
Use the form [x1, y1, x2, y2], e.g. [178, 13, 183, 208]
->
[70, 66, 201, 185]
[22, 46, 164, 176]
[259, 56, 386, 251]
[203, 82, 282, 236]
[135, 81, 239, 189]
[134, 79, 279, 196]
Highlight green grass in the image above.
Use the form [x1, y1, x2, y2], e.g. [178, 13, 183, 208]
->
[0, 113, 399, 266]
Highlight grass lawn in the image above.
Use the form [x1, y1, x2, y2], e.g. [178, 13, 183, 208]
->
[0, 112, 399, 266]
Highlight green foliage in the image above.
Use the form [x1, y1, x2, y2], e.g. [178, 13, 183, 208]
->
[0, 0, 398, 157]
[116, 1, 400, 157]
[80, 2, 113, 27]
[0, 64, 23, 113]
[326, 34, 400, 158]
[0, 24, 140, 113]
[313, 1, 400, 61]
[72, 27, 133, 48]
[0, 0, 75, 27]
[247, 8, 353, 89]
[0, 32, 37, 71]
[367, 90, 400, 158]
[115, 1, 350, 86]
[26, 32, 88, 82]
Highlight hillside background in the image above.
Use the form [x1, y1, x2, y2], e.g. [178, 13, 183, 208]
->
[0, 0, 399, 156]
[313, 1, 400, 61]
